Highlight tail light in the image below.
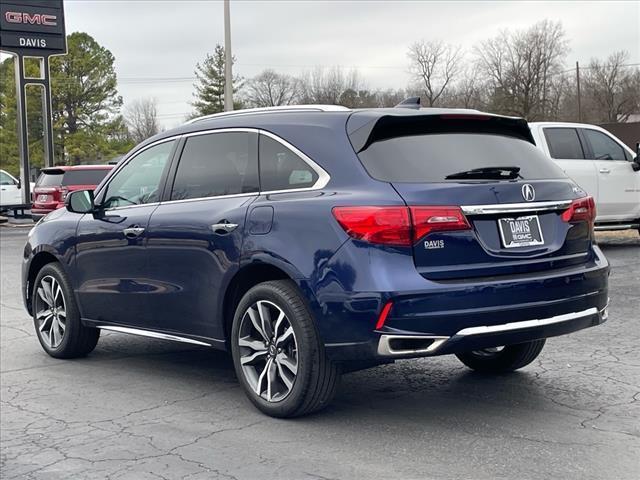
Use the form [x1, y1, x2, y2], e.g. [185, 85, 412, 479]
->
[332, 206, 411, 246]
[59, 187, 69, 201]
[561, 196, 596, 228]
[409, 206, 471, 240]
[332, 205, 471, 246]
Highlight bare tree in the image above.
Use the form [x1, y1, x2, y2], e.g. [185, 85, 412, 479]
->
[583, 51, 640, 123]
[299, 67, 365, 105]
[245, 69, 301, 107]
[407, 40, 462, 107]
[474, 20, 569, 120]
[124, 98, 159, 144]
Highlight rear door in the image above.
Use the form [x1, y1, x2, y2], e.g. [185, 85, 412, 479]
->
[542, 127, 598, 200]
[351, 114, 592, 280]
[580, 127, 640, 221]
[144, 130, 259, 340]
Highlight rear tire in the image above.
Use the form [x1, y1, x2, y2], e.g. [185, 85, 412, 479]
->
[231, 280, 340, 418]
[455, 339, 545, 373]
[32, 263, 100, 359]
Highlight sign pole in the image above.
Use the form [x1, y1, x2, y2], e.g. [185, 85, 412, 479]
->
[42, 56, 54, 168]
[1, 0, 67, 205]
[14, 55, 31, 204]
[224, 0, 233, 112]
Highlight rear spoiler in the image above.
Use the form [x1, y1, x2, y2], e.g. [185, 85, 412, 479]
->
[347, 111, 534, 153]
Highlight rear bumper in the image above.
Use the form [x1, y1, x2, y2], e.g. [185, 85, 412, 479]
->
[376, 303, 607, 358]
[319, 245, 610, 362]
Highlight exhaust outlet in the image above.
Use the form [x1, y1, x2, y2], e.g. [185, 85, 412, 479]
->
[377, 335, 448, 357]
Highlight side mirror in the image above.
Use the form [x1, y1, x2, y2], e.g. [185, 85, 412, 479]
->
[16, 178, 21, 189]
[66, 189, 95, 214]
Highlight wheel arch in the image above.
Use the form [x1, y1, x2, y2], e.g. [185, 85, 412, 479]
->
[222, 262, 302, 345]
[25, 250, 63, 315]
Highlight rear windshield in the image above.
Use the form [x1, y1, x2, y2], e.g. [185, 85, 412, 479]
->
[61, 169, 110, 186]
[357, 133, 566, 183]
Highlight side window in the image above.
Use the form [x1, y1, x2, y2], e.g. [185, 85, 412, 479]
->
[103, 140, 175, 208]
[0, 171, 15, 185]
[259, 135, 318, 191]
[543, 128, 585, 160]
[582, 129, 627, 161]
[171, 132, 258, 200]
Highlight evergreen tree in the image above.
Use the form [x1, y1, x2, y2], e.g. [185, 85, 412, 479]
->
[191, 44, 243, 117]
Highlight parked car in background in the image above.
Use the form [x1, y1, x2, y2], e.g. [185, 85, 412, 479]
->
[31, 165, 113, 221]
[529, 122, 640, 234]
[1, 169, 34, 212]
[23, 106, 609, 417]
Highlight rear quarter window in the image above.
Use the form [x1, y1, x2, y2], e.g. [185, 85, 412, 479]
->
[357, 133, 565, 183]
[36, 172, 64, 187]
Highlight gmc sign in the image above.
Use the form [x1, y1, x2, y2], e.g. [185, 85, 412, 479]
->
[5, 11, 58, 27]
[0, 0, 66, 55]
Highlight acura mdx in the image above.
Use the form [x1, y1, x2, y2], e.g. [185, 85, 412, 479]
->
[22, 105, 610, 417]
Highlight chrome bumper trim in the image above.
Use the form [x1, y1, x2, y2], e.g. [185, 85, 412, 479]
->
[377, 303, 607, 357]
[455, 306, 600, 336]
[97, 326, 212, 346]
[461, 200, 572, 216]
[377, 335, 448, 357]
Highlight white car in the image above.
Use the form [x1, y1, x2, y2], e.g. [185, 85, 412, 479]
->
[0, 169, 24, 209]
[529, 122, 640, 233]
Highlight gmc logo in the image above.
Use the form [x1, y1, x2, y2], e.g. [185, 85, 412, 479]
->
[5, 11, 58, 26]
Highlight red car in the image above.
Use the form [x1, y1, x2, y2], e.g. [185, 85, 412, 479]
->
[31, 165, 113, 221]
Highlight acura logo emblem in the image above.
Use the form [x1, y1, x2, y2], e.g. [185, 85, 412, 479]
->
[522, 184, 535, 202]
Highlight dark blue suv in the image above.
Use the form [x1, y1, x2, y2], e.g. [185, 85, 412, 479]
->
[22, 105, 609, 417]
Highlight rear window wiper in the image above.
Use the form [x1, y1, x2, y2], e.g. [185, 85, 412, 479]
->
[445, 166, 521, 180]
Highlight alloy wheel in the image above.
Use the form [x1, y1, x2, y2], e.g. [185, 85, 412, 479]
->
[34, 275, 66, 349]
[471, 346, 505, 357]
[238, 300, 298, 402]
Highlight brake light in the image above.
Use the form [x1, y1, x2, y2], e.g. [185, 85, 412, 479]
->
[561, 196, 596, 228]
[59, 187, 69, 200]
[332, 206, 411, 246]
[332, 205, 471, 246]
[410, 206, 471, 240]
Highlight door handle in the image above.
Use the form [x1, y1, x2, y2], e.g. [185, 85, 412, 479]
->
[211, 222, 238, 234]
[123, 226, 145, 238]
[599, 168, 611, 174]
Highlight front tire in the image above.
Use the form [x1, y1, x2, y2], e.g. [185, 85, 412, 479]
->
[32, 263, 100, 358]
[231, 280, 340, 418]
[455, 340, 545, 373]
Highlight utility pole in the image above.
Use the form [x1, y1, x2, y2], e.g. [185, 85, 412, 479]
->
[224, 0, 233, 111]
[576, 61, 582, 122]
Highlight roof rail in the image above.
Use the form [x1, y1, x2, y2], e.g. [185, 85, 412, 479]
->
[186, 105, 350, 124]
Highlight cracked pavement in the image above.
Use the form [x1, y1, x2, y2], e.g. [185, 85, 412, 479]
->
[1, 227, 638, 479]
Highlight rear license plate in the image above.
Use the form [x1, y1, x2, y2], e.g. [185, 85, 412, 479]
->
[37, 194, 49, 203]
[498, 215, 544, 248]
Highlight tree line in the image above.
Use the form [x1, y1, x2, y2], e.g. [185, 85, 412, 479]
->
[234, 20, 639, 124]
[1, 21, 638, 177]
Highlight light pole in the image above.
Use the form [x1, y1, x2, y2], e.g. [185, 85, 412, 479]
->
[224, 0, 233, 111]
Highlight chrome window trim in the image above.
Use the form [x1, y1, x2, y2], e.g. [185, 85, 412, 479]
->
[96, 127, 331, 209]
[461, 200, 573, 215]
[161, 192, 259, 206]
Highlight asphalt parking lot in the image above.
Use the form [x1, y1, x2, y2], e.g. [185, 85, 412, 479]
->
[1, 226, 638, 480]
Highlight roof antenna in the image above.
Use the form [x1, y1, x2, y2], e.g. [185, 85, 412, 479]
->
[395, 97, 421, 110]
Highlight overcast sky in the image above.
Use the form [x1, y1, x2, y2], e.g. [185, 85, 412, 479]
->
[60, 0, 640, 127]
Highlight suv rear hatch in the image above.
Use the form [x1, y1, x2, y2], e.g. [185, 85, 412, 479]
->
[347, 112, 595, 280]
[34, 168, 110, 205]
